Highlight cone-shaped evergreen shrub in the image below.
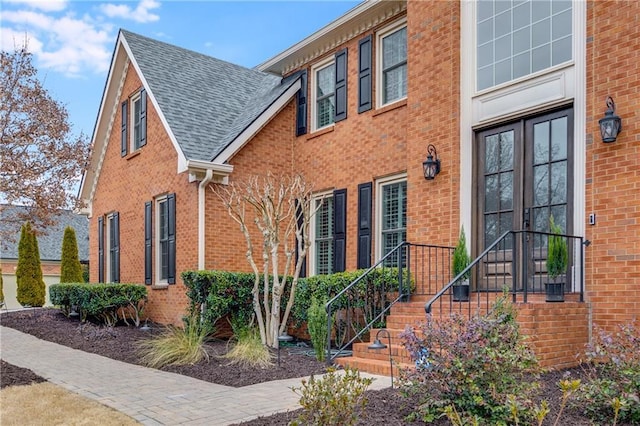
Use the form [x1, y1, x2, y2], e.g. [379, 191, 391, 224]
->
[16, 222, 46, 307]
[0, 267, 4, 304]
[60, 226, 83, 283]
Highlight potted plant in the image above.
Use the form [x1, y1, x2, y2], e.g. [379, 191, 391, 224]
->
[452, 227, 471, 301]
[545, 216, 568, 302]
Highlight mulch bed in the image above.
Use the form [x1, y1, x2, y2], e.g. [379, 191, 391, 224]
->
[0, 308, 614, 425]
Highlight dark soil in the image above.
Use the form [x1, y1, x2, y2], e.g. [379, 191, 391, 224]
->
[0, 308, 615, 425]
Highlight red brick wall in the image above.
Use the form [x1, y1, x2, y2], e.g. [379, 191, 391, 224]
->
[89, 66, 199, 325]
[585, 0, 640, 330]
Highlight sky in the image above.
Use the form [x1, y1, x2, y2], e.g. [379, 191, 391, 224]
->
[1, 0, 361, 140]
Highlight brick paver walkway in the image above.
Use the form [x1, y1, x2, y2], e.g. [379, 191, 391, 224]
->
[0, 325, 390, 425]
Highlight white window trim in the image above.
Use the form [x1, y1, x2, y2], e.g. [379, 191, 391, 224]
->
[129, 91, 142, 152]
[460, 1, 586, 248]
[105, 213, 115, 283]
[374, 173, 407, 263]
[376, 17, 408, 109]
[310, 56, 336, 132]
[155, 195, 168, 285]
[308, 191, 333, 276]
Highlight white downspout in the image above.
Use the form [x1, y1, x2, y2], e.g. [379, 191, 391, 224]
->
[198, 170, 214, 270]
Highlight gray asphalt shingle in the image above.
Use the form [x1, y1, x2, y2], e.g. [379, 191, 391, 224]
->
[121, 30, 296, 162]
[0, 205, 89, 262]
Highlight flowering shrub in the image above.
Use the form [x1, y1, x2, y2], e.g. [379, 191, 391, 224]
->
[573, 320, 640, 424]
[399, 295, 542, 425]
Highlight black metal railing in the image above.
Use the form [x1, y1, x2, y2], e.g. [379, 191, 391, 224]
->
[425, 230, 586, 320]
[325, 242, 455, 364]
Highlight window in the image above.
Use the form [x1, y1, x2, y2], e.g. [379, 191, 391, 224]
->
[311, 194, 334, 275]
[131, 92, 143, 151]
[121, 89, 146, 157]
[98, 212, 119, 283]
[476, 0, 573, 91]
[377, 20, 407, 107]
[156, 196, 170, 282]
[312, 58, 335, 131]
[376, 176, 407, 267]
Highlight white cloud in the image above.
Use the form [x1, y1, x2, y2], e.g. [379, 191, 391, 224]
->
[0, 27, 43, 54]
[100, 0, 160, 23]
[3, 0, 68, 12]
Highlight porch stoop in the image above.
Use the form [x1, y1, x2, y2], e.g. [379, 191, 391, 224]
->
[334, 294, 590, 377]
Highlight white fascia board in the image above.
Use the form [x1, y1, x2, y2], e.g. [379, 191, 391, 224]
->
[213, 78, 301, 164]
[119, 37, 189, 175]
[256, 1, 376, 72]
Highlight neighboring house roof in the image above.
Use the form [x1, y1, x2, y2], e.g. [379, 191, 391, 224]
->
[0, 205, 89, 262]
[120, 30, 293, 162]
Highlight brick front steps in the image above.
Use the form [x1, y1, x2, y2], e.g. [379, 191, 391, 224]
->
[334, 293, 590, 377]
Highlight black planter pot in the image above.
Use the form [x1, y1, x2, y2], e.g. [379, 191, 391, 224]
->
[452, 282, 470, 302]
[545, 281, 565, 302]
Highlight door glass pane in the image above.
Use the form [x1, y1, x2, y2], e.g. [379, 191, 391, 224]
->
[533, 121, 550, 163]
[533, 164, 549, 206]
[551, 161, 567, 204]
[500, 212, 513, 249]
[500, 172, 513, 210]
[550, 205, 566, 231]
[551, 117, 567, 160]
[485, 175, 499, 211]
[499, 131, 514, 171]
[485, 213, 498, 245]
[485, 134, 499, 173]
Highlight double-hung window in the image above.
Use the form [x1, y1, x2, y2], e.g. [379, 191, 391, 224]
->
[312, 195, 334, 275]
[377, 177, 407, 267]
[131, 92, 143, 151]
[312, 58, 336, 131]
[377, 20, 407, 107]
[156, 196, 170, 282]
[121, 89, 147, 156]
[98, 212, 119, 283]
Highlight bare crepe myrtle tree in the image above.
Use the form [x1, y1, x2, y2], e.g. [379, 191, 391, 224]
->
[214, 174, 318, 348]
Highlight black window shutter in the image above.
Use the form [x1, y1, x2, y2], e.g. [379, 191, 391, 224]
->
[296, 70, 307, 136]
[295, 201, 306, 278]
[98, 216, 104, 282]
[334, 48, 348, 122]
[358, 35, 372, 113]
[113, 212, 120, 283]
[144, 201, 152, 285]
[139, 89, 147, 147]
[333, 189, 347, 273]
[121, 101, 128, 156]
[167, 193, 176, 284]
[357, 182, 372, 269]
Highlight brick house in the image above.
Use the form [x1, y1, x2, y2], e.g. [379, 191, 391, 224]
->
[79, 0, 639, 371]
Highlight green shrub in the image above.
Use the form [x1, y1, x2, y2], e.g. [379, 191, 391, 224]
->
[138, 315, 210, 368]
[60, 226, 83, 283]
[16, 222, 45, 307]
[452, 227, 471, 279]
[291, 367, 373, 426]
[547, 215, 568, 279]
[573, 320, 640, 424]
[307, 296, 328, 361]
[49, 283, 147, 325]
[0, 267, 4, 304]
[400, 294, 542, 425]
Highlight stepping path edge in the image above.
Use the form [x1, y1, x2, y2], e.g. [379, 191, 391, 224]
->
[0, 326, 390, 425]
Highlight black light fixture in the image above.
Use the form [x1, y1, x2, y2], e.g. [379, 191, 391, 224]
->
[277, 332, 293, 367]
[368, 329, 393, 388]
[423, 144, 441, 180]
[598, 96, 622, 143]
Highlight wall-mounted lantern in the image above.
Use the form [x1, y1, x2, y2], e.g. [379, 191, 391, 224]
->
[422, 144, 441, 180]
[598, 96, 622, 143]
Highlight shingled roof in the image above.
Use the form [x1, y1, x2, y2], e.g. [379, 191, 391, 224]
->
[0, 205, 89, 262]
[121, 30, 296, 162]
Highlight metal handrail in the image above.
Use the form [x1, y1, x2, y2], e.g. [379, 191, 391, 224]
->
[425, 229, 586, 316]
[325, 241, 407, 364]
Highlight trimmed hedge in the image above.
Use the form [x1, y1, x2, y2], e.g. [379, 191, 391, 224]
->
[182, 268, 412, 339]
[50, 283, 147, 326]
